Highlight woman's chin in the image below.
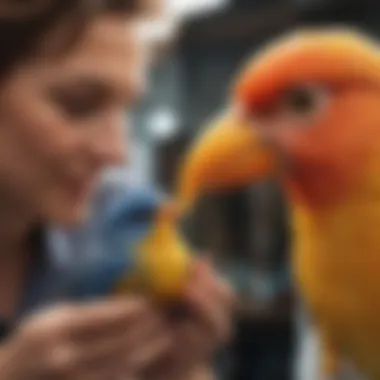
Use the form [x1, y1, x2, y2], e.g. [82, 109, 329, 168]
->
[43, 185, 98, 227]
[47, 201, 91, 228]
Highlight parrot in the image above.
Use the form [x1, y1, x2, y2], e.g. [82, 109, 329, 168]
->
[72, 187, 192, 304]
[176, 28, 380, 379]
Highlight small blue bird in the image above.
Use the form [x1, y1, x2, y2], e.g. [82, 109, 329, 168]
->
[73, 187, 192, 303]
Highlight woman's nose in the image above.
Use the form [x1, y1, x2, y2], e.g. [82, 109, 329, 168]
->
[91, 113, 127, 166]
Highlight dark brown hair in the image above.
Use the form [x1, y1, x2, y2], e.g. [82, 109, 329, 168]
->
[0, 0, 152, 79]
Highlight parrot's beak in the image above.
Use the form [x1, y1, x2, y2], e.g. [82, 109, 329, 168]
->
[177, 110, 276, 211]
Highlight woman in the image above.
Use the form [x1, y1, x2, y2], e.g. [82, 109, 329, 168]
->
[0, 1, 233, 379]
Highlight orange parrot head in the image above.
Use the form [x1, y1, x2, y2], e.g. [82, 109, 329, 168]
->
[177, 28, 380, 211]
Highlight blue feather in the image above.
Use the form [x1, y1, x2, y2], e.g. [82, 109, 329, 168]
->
[72, 187, 166, 299]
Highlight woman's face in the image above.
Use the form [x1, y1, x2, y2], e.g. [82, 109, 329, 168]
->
[0, 15, 147, 226]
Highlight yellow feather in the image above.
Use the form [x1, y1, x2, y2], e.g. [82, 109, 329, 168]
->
[293, 157, 380, 379]
[134, 215, 192, 303]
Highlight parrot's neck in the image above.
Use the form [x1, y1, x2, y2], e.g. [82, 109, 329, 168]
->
[284, 145, 380, 215]
[290, 153, 380, 221]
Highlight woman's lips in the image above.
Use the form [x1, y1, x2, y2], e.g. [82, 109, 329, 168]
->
[66, 178, 96, 202]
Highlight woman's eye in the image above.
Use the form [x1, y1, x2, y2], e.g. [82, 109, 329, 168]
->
[49, 89, 107, 119]
[282, 85, 330, 117]
[60, 98, 100, 118]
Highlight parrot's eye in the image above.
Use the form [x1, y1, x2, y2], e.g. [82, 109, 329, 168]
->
[281, 84, 330, 117]
[253, 84, 331, 132]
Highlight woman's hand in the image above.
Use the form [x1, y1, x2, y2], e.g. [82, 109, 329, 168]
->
[142, 258, 235, 380]
[0, 297, 171, 380]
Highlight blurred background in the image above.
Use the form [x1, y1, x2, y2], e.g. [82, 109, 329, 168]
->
[108, 0, 380, 379]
